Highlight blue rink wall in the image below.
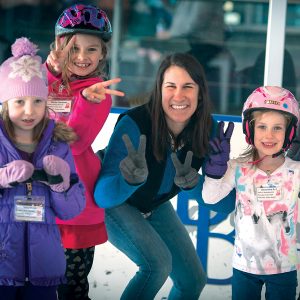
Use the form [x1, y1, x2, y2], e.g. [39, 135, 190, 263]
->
[89, 109, 300, 299]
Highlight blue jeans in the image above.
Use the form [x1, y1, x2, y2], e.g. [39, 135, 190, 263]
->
[232, 268, 297, 300]
[105, 201, 206, 300]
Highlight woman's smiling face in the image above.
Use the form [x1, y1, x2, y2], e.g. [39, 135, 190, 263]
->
[161, 65, 199, 136]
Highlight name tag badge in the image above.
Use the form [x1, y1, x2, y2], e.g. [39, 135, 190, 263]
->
[255, 181, 282, 202]
[47, 96, 72, 113]
[14, 196, 45, 222]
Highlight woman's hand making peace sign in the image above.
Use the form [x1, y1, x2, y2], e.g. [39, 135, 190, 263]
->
[171, 151, 199, 189]
[119, 134, 148, 185]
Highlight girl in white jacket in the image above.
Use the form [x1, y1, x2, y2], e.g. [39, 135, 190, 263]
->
[202, 86, 300, 300]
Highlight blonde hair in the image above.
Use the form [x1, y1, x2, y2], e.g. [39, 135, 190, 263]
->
[50, 34, 108, 94]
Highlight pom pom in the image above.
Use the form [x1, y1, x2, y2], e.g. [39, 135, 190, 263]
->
[11, 37, 38, 58]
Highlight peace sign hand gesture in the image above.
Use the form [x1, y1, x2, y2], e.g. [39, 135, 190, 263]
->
[204, 121, 234, 179]
[46, 36, 76, 75]
[119, 134, 148, 185]
[171, 151, 199, 189]
[82, 78, 125, 103]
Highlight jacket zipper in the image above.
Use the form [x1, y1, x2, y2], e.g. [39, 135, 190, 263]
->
[24, 182, 32, 283]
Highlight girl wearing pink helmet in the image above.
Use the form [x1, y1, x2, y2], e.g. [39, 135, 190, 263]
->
[202, 86, 300, 300]
[45, 3, 124, 300]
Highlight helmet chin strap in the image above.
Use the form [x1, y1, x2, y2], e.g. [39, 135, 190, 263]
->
[247, 155, 268, 165]
[247, 148, 285, 165]
[272, 149, 285, 158]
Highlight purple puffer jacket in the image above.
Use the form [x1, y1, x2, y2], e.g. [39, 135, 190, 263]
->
[0, 119, 85, 286]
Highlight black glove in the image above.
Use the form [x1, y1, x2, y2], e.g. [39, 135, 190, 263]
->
[171, 151, 199, 189]
[119, 134, 148, 185]
[287, 125, 300, 160]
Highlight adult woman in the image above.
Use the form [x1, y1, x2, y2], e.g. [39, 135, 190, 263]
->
[94, 53, 235, 299]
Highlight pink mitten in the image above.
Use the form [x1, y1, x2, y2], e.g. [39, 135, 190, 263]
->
[43, 155, 70, 192]
[0, 160, 34, 188]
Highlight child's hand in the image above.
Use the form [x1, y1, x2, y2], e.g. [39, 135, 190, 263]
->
[171, 151, 199, 189]
[46, 36, 76, 75]
[82, 77, 125, 103]
[0, 160, 34, 188]
[42, 155, 70, 193]
[204, 121, 234, 179]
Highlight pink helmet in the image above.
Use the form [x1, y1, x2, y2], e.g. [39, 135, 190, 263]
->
[242, 86, 299, 151]
[55, 4, 112, 42]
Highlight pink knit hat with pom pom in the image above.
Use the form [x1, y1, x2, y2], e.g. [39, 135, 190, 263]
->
[0, 37, 48, 103]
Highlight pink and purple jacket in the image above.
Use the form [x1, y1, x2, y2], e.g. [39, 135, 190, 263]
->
[47, 67, 112, 228]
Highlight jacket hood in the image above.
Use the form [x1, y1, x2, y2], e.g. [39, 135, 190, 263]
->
[53, 121, 77, 144]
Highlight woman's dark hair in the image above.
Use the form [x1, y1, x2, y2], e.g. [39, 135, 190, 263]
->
[147, 52, 212, 161]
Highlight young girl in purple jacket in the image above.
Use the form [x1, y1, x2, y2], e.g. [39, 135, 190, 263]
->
[0, 37, 85, 300]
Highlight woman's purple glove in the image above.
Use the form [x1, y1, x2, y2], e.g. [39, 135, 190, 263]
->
[0, 160, 34, 188]
[204, 121, 234, 179]
[171, 151, 199, 189]
[42, 155, 70, 192]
